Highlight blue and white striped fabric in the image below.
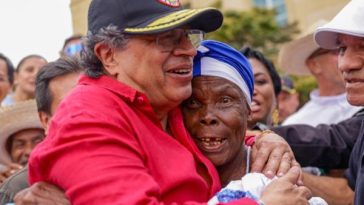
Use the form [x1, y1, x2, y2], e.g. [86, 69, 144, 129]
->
[193, 40, 254, 104]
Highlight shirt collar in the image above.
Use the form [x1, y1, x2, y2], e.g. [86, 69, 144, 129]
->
[78, 74, 147, 104]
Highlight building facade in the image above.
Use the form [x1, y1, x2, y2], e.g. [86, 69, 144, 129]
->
[69, 0, 349, 36]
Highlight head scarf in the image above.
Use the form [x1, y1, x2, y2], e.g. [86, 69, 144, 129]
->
[193, 40, 254, 104]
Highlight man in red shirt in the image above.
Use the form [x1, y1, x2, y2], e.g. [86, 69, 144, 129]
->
[22, 0, 310, 204]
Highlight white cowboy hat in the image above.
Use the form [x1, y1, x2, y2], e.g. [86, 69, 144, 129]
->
[278, 20, 328, 76]
[0, 100, 43, 165]
[315, 0, 364, 49]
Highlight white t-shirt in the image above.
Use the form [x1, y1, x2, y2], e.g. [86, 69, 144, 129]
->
[282, 90, 362, 126]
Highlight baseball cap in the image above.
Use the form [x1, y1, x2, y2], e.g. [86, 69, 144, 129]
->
[88, 0, 223, 34]
[281, 75, 296, 94]
[314, 0, 364, 49]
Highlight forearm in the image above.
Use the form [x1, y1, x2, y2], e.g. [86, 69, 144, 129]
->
[303, 172, 354, 205]
[272, 118, 361, 168]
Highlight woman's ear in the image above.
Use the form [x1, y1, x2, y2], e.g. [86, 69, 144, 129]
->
[94, 42, 119, 77]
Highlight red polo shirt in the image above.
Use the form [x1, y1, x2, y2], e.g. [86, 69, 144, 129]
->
[29, 74, 257, 205]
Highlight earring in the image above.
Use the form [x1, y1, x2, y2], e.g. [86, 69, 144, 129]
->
[272, 108, 279, 126]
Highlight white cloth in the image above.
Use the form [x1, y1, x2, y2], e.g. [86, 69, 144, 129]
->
[1, 94, 15, 106]
[282, 90, 362, 126]
[208, 173, 327, 205]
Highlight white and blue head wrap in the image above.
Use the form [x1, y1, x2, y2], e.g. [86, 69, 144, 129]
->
[193, 40, 254, 104]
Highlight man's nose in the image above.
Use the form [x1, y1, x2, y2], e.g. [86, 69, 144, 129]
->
[338, 47, 363, 72]
[173, 36, 197, 57]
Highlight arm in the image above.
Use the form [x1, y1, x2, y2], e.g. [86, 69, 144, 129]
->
[302, 172, 354, 205]
[17, 169, 312, 205]
[272, 113, 364, 168]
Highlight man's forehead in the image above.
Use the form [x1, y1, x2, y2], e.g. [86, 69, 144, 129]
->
[337, 34, 364, 45]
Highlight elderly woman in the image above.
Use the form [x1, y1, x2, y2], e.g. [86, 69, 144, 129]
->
[240, 48, 281, 130]
[183, 40, 322, 204]
[0, 100, 44, 183]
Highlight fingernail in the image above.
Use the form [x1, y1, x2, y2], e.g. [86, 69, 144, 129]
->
[297, 180, 304, 186]
[266, 170, 274, 178]
[278, 172, 284, 177]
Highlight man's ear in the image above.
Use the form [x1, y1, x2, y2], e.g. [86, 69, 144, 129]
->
[306, 58, 322, 75]
[38, 112, 51, 135]
[94, 42, 119, 77]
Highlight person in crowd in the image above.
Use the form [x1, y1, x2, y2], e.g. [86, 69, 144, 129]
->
[1, 55, 47, 106]
[279, 20, 361, 126]
[185, 40, 316, 204]
[270, 1, 364, 204]
[240, 47, 281, 130]
[14, 38, 311, 205]
[277, 75, 300, 124]
[22, 0, 307, 204]
[60, 35, 83, 58]
[0, 100, 44, 184]
[0, 53, 14, 105]
[0, 57, 83, 204]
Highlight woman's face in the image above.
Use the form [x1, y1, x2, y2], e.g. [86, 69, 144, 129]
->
[182, 76, 249, 167]
[249, 58, 276, 127]
[15, 57, 47, 96]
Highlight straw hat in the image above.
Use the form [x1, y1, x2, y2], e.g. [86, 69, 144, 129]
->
[0, 100, 43, 165]
[315, 0, 364, 49]
[278, 20, 328, 76]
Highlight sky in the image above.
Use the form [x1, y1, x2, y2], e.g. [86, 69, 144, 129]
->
[0, 0, 73, 66]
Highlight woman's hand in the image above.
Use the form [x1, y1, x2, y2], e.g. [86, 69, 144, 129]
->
[259, 166, 311, 205]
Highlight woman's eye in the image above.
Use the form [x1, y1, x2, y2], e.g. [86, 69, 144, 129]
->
[185, 98, 200, 108]
[255, 79, 267, 85]
[219, 96, 233, 104]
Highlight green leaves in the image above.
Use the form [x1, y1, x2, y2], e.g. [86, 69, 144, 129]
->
[207, 7, 299, 60]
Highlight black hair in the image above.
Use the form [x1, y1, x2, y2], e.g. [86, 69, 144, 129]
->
[35, 56, 83, 115]
[0, 53, 15, 85]
[16, 54, 47, 72]
[240, 47, 281, 96]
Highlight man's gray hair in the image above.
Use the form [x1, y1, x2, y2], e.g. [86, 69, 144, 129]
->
[81, 26, 130, 78]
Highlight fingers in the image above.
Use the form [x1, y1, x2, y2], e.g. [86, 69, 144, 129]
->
[262, 146, 286, 178]
[277, 152, 293, 177]
[281, 166, 301, 184]
[250, 143, 270, 175]
[297, 186, 312, 200]
[14, 187, 36, 205]
[291, 160, 304, 186]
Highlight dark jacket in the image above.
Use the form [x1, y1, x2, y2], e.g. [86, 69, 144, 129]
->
[272, 109, 364, 168]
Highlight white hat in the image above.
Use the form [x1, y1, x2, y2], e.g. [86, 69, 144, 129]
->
[315, 0, 364, 49]
[0, 100, 43, 165]
[278, 20, 328, 76]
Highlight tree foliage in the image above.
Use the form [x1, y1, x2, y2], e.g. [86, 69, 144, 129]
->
[206, 3, 299, 60]
[205, 1, 318, 104]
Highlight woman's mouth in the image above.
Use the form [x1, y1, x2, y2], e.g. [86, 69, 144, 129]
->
[196, 137, 227, 152]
